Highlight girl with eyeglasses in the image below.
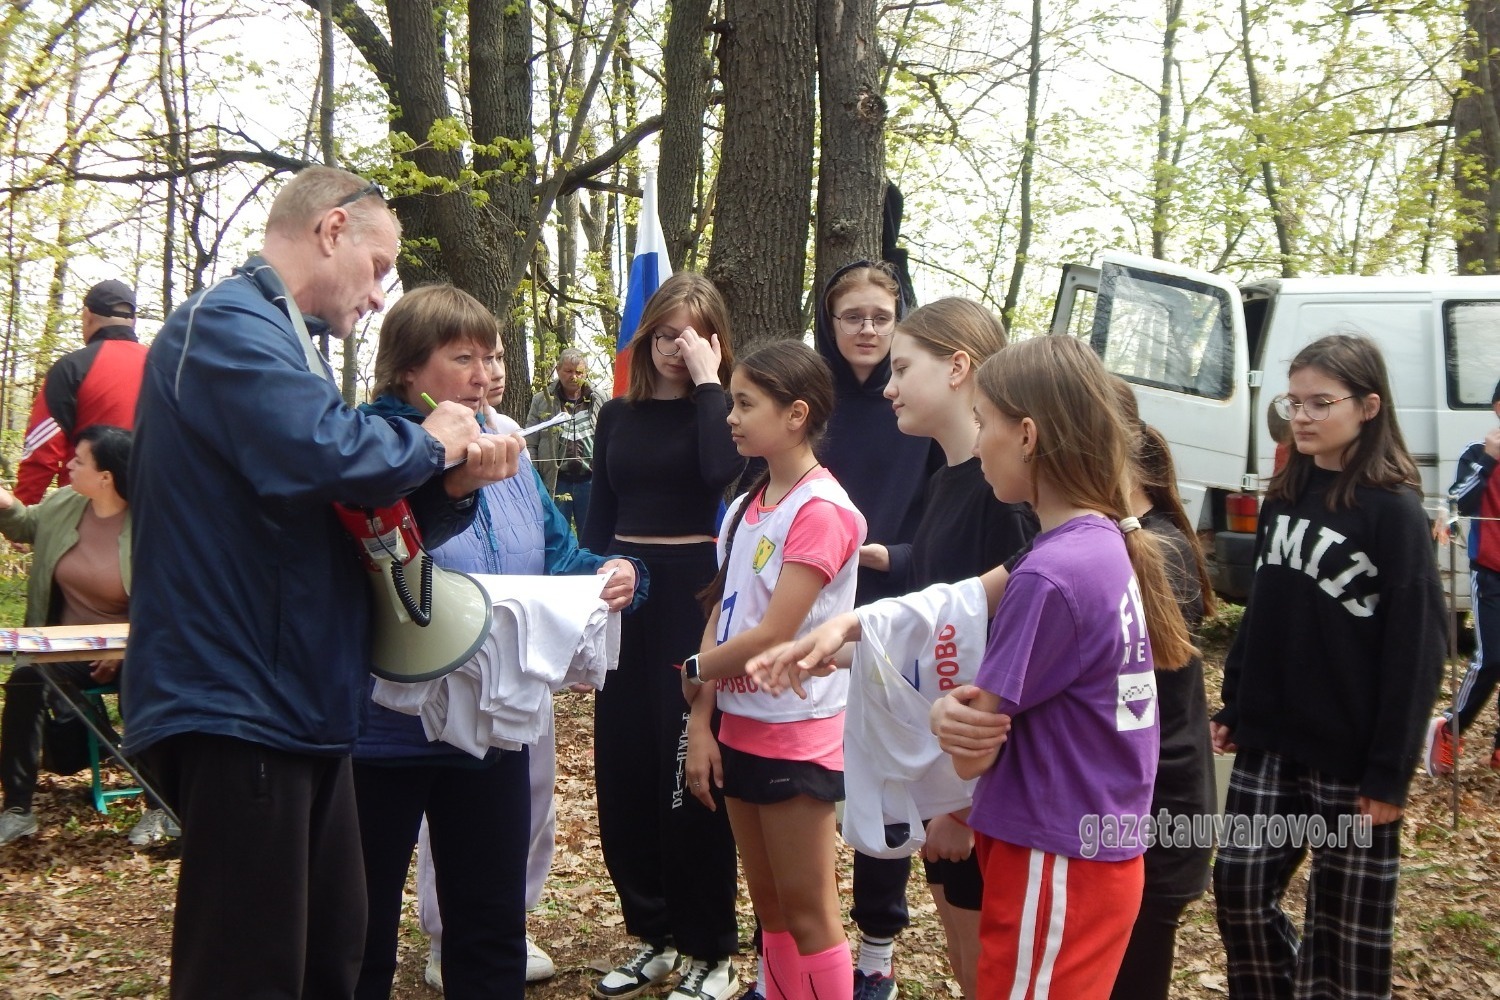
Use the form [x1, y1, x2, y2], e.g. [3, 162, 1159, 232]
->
[582, 272, 746, 1000]
[803, 260, 938, 998]
[1212, 334, 1444, 999]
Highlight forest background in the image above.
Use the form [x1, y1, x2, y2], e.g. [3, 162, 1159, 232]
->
[0, 0, 1491, 440]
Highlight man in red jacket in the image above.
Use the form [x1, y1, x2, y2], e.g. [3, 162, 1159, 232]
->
[14, 279, 147, 504]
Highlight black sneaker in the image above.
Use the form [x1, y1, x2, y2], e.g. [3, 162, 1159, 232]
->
[594, 942, 681, 1000]
[853, 970, 898, 1000]
[669, 957, 738, 1000]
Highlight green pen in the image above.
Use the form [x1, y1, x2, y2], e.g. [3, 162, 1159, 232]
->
[421, 392, 439, 410]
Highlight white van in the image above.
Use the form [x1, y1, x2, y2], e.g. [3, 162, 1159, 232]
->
[1048, 251, 1500, 609]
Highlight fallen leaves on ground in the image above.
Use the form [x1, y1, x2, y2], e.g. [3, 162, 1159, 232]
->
[3, 687, 1500, 997]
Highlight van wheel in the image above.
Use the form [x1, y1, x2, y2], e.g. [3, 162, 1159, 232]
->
[1210, 532, 1257, 602]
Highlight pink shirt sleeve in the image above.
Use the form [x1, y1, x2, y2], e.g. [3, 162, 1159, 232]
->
[782, 498, 860, 583]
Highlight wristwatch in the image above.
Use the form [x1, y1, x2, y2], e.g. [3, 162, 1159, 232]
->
[682, 653, 706, 686]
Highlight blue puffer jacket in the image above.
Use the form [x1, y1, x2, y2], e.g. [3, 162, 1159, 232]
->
[353, 395, 649, 761]
[123, 257, 470, 757]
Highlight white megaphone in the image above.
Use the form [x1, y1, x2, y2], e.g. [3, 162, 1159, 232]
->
[335, 501, 493, 683]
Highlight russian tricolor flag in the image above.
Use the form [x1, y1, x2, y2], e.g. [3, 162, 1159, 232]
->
[615, 169, 673, 397]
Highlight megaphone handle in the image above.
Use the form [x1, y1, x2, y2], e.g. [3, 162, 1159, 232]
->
[390, 553, 435, 627]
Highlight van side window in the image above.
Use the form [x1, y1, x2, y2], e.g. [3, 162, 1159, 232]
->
[1091, 265, 1235, 400]
[1444, 301, 1500, 408]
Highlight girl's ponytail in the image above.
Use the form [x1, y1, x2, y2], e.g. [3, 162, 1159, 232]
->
[698, 342, 834, 619]
[698, 466, 770, 617]
[1120, 518, 1197, 671]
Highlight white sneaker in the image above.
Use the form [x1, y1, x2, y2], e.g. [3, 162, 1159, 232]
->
[427, 937, 551, 988]
[670, 957, 738, 1000]
[526, 934, 556, 982]
[594, 942, 680, 999]
[127, 808, 181, 846]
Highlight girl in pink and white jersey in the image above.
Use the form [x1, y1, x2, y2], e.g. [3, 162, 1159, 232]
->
[681, 341, 866, 1000]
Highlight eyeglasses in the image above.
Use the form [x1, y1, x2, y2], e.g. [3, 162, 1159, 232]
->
[1272, 394, 1354, 421]
[333, 182, 384, 210]
[835, 311, 896, 336]
[653, 331, 682, 357]
[314, 182, 385, 233]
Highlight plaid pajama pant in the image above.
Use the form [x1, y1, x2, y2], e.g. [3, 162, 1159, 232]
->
[1213, 748, 1401, 1000]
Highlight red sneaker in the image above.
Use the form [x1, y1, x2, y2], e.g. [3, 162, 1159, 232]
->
[1425, 716, 1463, 776]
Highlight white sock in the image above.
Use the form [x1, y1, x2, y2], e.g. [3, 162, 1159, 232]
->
[855, 935, 894, 977]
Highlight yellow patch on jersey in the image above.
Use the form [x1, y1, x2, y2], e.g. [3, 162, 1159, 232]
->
[752, 535, 777, 573]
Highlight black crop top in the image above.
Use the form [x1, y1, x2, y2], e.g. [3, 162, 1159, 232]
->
[581, 383, 746, 549]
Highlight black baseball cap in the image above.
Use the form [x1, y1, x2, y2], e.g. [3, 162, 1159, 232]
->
[83, 279, 136, 318]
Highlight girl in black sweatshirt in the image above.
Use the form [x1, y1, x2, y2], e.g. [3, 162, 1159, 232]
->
[1212, 334, 1445, 1000]
[876, 297, 1038, 997]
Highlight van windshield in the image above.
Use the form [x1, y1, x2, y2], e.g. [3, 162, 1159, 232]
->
[1091, 264, 1235, 400]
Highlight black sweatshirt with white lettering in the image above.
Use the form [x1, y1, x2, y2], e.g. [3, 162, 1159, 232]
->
[1214, 466, 1445, 808]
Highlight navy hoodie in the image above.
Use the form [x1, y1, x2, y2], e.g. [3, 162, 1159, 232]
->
[815, 260, 940, 603]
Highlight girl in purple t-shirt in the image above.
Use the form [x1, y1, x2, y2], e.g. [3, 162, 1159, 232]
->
[934, 336, 1196, 1000]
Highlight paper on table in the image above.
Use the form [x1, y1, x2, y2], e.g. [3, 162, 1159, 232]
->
[0, 623, 129, 655]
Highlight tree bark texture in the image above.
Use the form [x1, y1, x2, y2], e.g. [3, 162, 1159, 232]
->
[1456, 0, 1500, 274]
[377, 0, 535, 416]
[814, 0, 885, 303]
[706, 0, 816, 352]
[661, 0, 713, 270]
[1002, 0, 1040, 327]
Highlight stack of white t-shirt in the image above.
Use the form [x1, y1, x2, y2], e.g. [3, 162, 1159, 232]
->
[842, 577, 989, 859]
[373, 573, 619, 758]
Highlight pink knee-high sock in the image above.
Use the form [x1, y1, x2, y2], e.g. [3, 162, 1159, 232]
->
[800, 941, 853, 1000]
[761, 930, 802, 1000]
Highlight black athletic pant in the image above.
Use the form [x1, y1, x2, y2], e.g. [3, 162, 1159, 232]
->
[851, 848, 912, 940]
[595, 540, 739, 959]
[141, 733, 366, 1000]
[1450, 566, 1500, 745]
[353, 749, 530, 1000]
[1108, 893, 1195, 1000]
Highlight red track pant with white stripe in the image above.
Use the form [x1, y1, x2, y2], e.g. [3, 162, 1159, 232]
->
[975, 834, 1143, 1000]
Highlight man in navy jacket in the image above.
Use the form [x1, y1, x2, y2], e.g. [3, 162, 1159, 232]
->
[124, 166, 523, 998]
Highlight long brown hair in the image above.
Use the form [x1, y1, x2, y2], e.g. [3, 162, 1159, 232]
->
[976, 337, 1196, 669]
[698, 342, 835, 616]
[894, 297, 1007, 361]
[625, 273, 735, 402]
[1267, 333, 1419, 510]
[1111, 376, 1217, 622]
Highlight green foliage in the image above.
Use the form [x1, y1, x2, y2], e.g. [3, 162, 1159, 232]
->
[1199, 601, 1245, 657]
[0, 564, 28, 628]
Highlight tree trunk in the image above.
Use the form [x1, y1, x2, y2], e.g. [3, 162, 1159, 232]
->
[706, 0, 816, 352]
[660, 0, 712, 270]
[1002, 0, 1041, 328]
[381, 0, 533, 416]
[813, 0, 885, 302]
[1456, 0, 1500, 274]
[1238, 0, 1296, 277]
[1151, 0, 1182, 261]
